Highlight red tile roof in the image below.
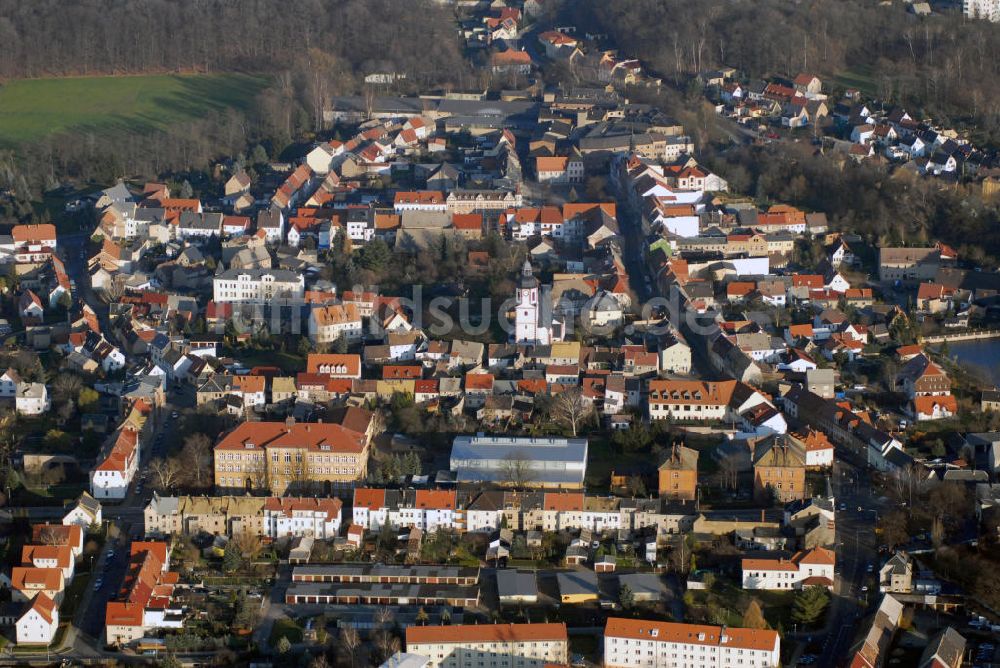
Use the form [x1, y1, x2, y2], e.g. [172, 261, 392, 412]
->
[353, 488, 387, 510]
[215, 422, 366, 454]
[306, 354, 361, 377]
[394, 191, 444, 206]
[263, 496, 343, 521]
[408, 623, 567, 645]
[26, 593, 57, 624]
[12, 224, 57, 245]
[414, 490, 457, 509]
[465, 373, 495, 391]
[543, 492, 584, 512]
[604, 618, 779, 652]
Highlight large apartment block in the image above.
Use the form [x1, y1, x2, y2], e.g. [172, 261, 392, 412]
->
[213, 421, 368, 495]
[212, 268, 305, 304]
[603, 617, 780, 668]
[405, 623, 569, 668]
[647, 379, 736, 422]
[145, 494, 342, 539]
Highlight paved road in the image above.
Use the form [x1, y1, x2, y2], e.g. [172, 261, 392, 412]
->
[609, 170, 655, 306]
[253, 563, 292, 653]
[59, 232, 112, 334]
[818, 456, 884, 668]
[77, 539, 131, 640]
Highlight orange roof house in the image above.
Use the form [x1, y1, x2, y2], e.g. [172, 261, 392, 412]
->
[12, 224, 57, 246]
[537, 156, 569, 173]
[407, 623, 567, 647]
[353, 488, 388, 511]
[394, 191, 444, 207]
[30, 524, 83, 556]
[11, 567, 64, 603]
[414, 490, 457, 510]
[306, 353, 361, 378]
[542, 492, 585, 512]
[105, 541, 176, 645]
[465, 373, 495, 392]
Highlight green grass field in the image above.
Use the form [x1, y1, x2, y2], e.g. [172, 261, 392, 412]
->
[0, 73, 269, 146]
[832, 67, 878, 98]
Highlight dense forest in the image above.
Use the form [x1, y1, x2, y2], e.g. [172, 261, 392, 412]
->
[566, 0, 1000, 143]
[0, 0, 467, 89]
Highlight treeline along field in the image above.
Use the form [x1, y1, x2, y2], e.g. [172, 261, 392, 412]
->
[0, 74, 268, 146]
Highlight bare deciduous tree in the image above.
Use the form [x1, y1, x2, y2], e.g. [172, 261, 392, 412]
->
[36, 525, 64, 545]
[149, 457, 182, 491]
[180, 433, 213, 489]
[501, 451, 535, 488]
[340, 626, 360, 668]
[551, 388, 592, 437]
[231, 530, 263, 562]
[373, 607, 399, 663]
[718, 453, 740, 491]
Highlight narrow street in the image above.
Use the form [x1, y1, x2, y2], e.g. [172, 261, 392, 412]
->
[818, 457, 883, 667]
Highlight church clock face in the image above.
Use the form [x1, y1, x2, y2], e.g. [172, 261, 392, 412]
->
[522, 290, 531, 301]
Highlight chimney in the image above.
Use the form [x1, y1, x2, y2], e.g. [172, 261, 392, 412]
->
[285, 416, 295, 428]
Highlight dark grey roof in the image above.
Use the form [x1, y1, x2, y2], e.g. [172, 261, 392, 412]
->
[556, 570, 598, 595]
[496, 570, 538, 599]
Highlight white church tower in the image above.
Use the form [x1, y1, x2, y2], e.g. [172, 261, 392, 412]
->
[514, 260, 552, 345]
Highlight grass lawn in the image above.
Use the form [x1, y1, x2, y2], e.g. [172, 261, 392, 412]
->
[269, 616, 304, 645]
[569, 635, 601, 662]
[0, 73, 269, 146]
[832, 67, 878, 97]
[232, 350, 307, 373]
[12, 482, 88, 507]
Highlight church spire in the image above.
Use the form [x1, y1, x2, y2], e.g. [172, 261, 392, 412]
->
[520, 259, 538, 289]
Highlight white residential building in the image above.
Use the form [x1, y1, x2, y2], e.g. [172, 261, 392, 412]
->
[212, 268, 305, 304]
[603, 618, 780, 668]
[964, 0, 1000, 21]
[15, 594, 58, 646]
[647, 379, 733, 422]
[352, 489, 459, 533]
[741, 547, 836, 590]
[0, 368, 20, 397]
[263, 497, 342, 539]
[62, 492, 103, 529]
[308, 303, 363, 344]
[91, 401, 148, 500]
[406, 623, 568, 668]
[15, 383, 50, 416]
[91, 427, 141, 500]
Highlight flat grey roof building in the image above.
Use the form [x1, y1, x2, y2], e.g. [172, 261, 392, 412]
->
[617, 573, 667, 602]
[556, 570, 599, 600]
[285, 582, 479, 607]
[292, 564, 479, 585]
[450, 434, 588, 488]
[496, 570, 538, 603]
